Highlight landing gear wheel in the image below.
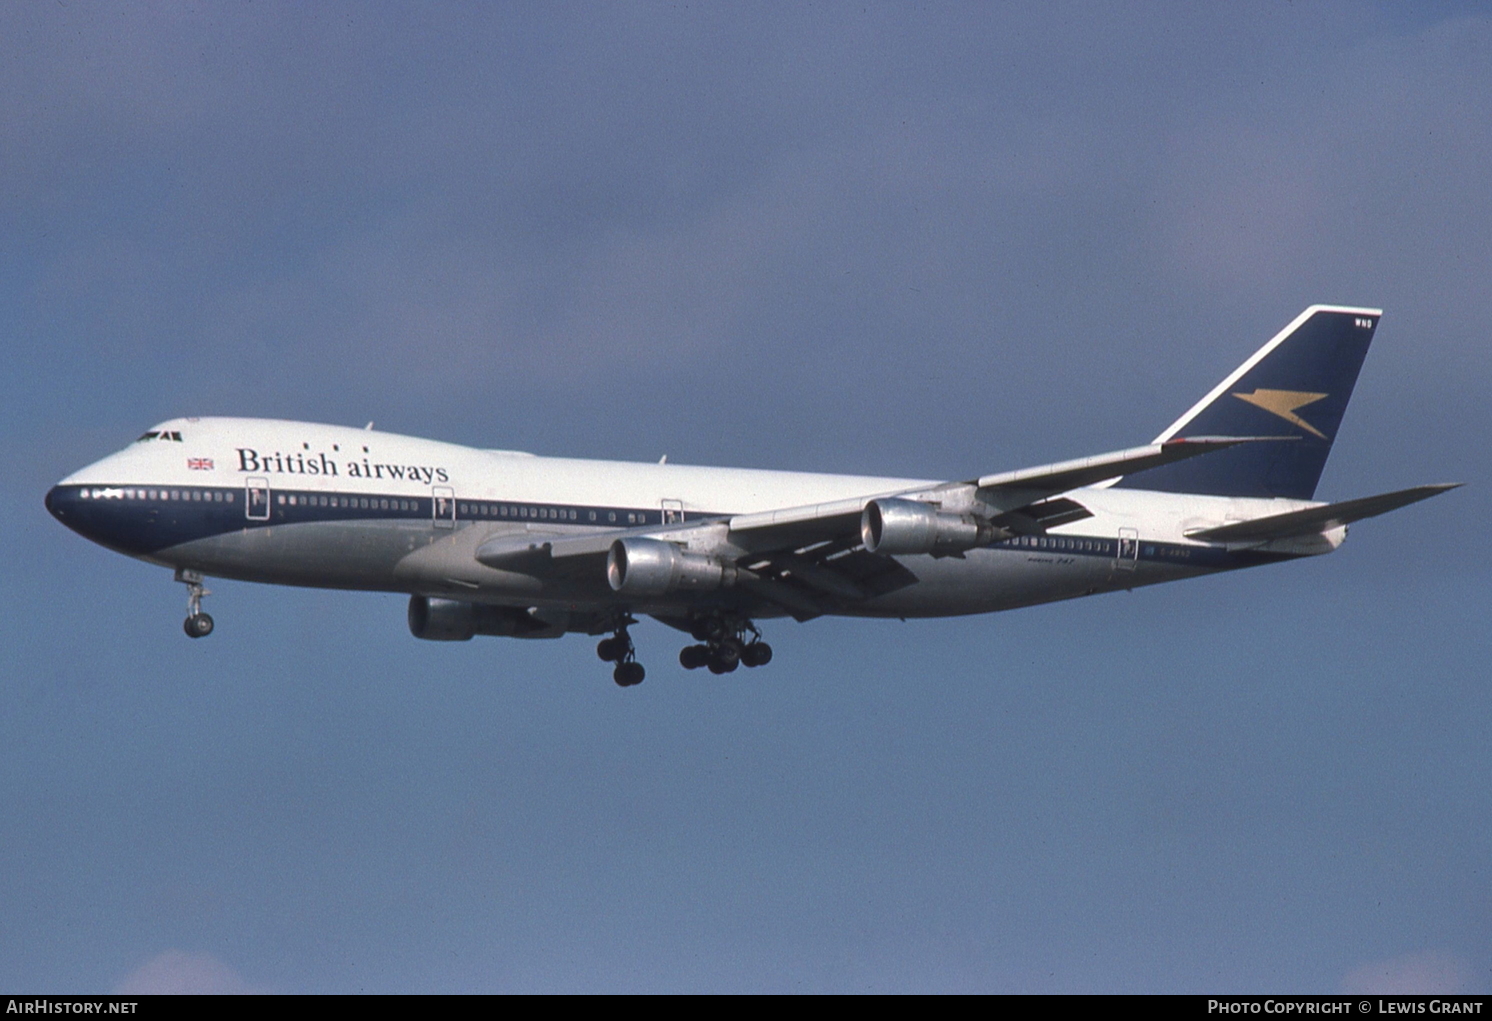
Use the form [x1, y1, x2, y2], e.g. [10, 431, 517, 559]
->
[175, 568, 214, 638]
[686, 617, 772, 675]
[741, 641, 772, 667]
[707, 643, 741, 674]
[601, 620, 644, 685]
[715, 638, 743, 670]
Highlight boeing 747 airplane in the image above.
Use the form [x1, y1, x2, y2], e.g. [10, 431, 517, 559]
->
[47, 306, 1457, 685]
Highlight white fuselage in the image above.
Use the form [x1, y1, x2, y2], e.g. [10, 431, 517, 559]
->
[49, 417, 1337, 627]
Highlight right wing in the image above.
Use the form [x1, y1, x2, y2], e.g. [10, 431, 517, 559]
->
[967, 436, 1295, 511]
[474, 436, 1285, 618]
[725, 435, 1286, 549]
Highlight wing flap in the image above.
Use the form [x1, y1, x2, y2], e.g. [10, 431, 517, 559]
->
[1185, 484, 1460, 543]
[991, 496, 1094, 536]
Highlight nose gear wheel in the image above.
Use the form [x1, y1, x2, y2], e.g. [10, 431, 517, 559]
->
[176, 568, 214, 639]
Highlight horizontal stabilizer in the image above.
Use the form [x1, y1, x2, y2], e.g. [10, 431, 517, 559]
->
[1185, 484, 1461, 543]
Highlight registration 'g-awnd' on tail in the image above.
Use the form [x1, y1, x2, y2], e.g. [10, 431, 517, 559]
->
[45, 304, 1460, 687]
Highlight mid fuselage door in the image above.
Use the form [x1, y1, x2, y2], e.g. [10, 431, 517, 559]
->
[1116, 527, 1139, 570]
[246, 477, 271, 521]
[661, 499, 684, 525]
[432, 485, 456, 528]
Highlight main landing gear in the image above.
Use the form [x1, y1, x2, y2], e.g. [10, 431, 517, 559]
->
[176, 568, 214, 639]
[678, 617, 772, 675]
[597, 622, 645, 687]
[598, 615, 773, 686]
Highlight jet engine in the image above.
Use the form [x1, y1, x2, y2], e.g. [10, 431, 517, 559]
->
[606, 537, 737, 596]
[860, 498, 1001, 556]
[407, 596, 566, 641]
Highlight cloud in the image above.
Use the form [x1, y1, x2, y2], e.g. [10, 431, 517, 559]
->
[114, 950, 264, 995]
[1341, 950, 1469, 995]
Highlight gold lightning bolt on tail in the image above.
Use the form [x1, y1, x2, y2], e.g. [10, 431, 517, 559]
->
[1231, 389, 1330, 439]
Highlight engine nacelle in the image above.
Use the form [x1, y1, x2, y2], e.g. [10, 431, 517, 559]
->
[861, 498, 1000, 556]
[607, 537, 736, 596]
[407, 596, 566, 641]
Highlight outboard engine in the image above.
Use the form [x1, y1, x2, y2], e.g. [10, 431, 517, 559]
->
[407, 596, 566, 640]
[607, 537, 737, 596]
[861, 498, 1001, 556]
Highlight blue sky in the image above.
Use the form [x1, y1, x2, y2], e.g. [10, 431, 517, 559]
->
[2, 2, 1488, 993]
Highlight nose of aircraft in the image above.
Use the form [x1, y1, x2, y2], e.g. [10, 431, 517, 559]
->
[45, 484, 68, 525]
[44, 480, 140, 554]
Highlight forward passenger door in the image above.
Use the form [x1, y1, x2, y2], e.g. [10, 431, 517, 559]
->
[246, 477, 271, 521]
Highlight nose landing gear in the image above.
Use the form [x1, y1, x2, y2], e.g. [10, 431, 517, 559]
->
[678, 617, 772, 675]
[176, 568, 214, 638]
[597, 623, 645, 687]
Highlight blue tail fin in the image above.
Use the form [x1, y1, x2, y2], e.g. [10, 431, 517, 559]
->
[1116, 305, 1380, 499]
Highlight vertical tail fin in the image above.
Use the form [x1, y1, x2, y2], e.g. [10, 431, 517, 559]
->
[1116, 305, 1380, 499]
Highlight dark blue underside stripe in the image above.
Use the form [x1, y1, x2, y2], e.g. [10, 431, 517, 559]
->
[990, 534, 1293, 569]
[47, 484, 707, 556]
[46, 483, 1299, 570]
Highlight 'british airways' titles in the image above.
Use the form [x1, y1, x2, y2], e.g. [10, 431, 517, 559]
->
[236, 448, 450, 483]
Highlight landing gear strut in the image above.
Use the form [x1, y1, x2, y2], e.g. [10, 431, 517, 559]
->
[678, 617, 772, 675]
[176, 568, 214, 638]
[597, 621, 645, 687]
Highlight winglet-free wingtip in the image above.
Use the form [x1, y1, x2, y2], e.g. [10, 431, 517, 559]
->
[1161, 434, 1300, 446]
[1397, 481, 1465, 500]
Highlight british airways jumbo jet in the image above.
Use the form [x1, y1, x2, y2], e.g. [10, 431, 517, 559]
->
[47, 306, 1456, 686]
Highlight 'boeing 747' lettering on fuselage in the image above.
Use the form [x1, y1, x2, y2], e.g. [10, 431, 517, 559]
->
[47, 306, 1459, 686]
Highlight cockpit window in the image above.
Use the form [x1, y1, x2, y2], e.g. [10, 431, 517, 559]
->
[137, 432, 159, 441]
[135, 431, 183, 442]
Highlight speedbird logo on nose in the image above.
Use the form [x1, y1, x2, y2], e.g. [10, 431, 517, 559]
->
[1231, 388, 1330, 439]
